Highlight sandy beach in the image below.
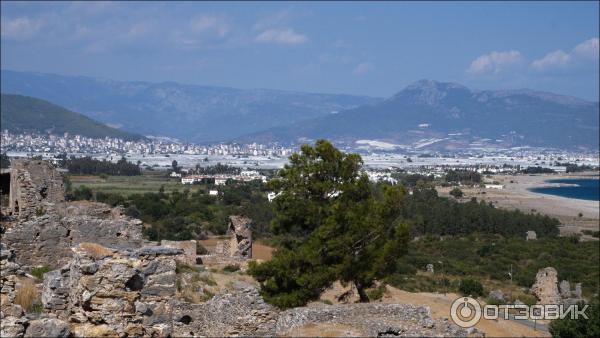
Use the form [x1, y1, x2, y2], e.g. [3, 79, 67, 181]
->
[438, 172, 599, 237]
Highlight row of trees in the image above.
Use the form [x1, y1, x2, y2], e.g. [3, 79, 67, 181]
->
[403, 188, 560, 238]
[445, 169, 482, 184]
[65, 156, 141, 176]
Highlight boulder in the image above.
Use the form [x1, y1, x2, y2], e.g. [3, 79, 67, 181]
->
[24, 318, 69, 338]
[488, 290, 505, 302]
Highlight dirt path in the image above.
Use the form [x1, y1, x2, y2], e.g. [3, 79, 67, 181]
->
[381, 287, 549, 337]
[319, 282, 549, 337]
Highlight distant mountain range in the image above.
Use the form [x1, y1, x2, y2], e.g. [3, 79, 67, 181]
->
[241, 80, 599, 150]
[1, 94, 143, 141]
[1, 70, 381, 143]
[2, 70, 598, 150]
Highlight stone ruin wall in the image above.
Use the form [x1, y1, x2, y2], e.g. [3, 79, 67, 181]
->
[3, 202, 144, 268]
[530, 267, 584, 306]
[43, 244, 184, 337]
[8, 159, 65, 221]
[1, 160, 144, 268]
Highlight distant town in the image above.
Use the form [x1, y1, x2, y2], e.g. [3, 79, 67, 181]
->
[2, 131, 598, 178]
[1, 130, 293, 158]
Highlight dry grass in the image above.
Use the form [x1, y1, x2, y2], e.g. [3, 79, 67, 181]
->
[15, 278, 38, 312]
[79, 242, 113, 259]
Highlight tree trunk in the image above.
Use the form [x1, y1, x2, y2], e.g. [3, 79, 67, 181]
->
[355, 281, 369, 303]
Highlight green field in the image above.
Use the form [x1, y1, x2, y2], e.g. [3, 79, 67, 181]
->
[69, 171, 202, 196]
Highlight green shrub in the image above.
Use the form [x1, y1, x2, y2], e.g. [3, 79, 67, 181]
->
[449, 187, 464, 198]
[35, 207, 46, 217]
[175, 262, 200, 274]
[222, 265, 240, 273]
[459, 278, 484, 297]
[366, 285, 386, 301]
[549, 299, 599, 338]
[31, 266, 52, 280]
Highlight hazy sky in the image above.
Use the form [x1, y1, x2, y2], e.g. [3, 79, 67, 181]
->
[1, 1, 599, 100]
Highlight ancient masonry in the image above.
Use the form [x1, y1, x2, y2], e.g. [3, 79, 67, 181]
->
[214, 216, 252, 258]
[1, 160, 475, 337]
[7, 159, 65, 221]
[530, 267, 584, 306]
[200, 216, 253, 266]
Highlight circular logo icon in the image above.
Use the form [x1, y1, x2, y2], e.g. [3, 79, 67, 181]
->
[450, 297, 482, 328]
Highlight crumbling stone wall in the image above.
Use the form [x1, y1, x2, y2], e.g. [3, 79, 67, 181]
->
[172, 282, 279, 337]
[43, 243, 184, 337]
[3, 202, 143, 268]
[228, 216, 252, 258]
[531, 267, 584, 306]
[0, 243, 28, 337]
[161, 240, 197, 266]
[8, 159, 64, 221]
[530, 267, 561, 305]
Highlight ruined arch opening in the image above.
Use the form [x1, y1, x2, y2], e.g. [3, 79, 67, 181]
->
[0, 171, 10, 210]
[125, 274, 144, 291]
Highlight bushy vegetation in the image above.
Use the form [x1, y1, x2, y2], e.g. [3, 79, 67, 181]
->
[402, 188, 560, 238]
[31, 265, 52, 280]
[193, 163, 241, 175]
[549, 298, 599, 338]
[555, 162, 596, 173]
[521, 166, 556, 174]
[449, 187, 463, 198]
[389, 234, 599, 297]
[66, 156, 141, 176]
[390, 173, 436, 188]
[70, 180, 273, 240]
[458, 278, 484, 297]
[445, 170, 481, 184]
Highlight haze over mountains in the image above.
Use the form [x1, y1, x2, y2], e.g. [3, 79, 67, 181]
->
[2, 70, 598, 150]
[1, 70, 380, 143]
[0, 94, 142, 141]
[246, 80, 599, 150]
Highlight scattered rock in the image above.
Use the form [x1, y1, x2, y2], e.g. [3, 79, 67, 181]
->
[24, 318, 70, 338]
[488, 290, 505, 302]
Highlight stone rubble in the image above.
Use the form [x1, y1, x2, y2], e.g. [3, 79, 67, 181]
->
[276, 303, 473, 337]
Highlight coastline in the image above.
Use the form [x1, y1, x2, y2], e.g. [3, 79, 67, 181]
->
[438, 171, 599, 237]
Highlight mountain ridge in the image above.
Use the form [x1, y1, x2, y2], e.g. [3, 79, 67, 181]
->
[238, 80, 599, 150]
[1, 69, 382, 143]
[0, 93, 144, 141]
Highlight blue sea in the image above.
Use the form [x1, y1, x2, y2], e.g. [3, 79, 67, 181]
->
[529, 178, 600, 201]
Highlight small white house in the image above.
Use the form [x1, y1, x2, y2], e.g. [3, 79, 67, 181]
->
[209, 190, 219, 196]
[181, 177, 195, 184]
[170, 171, 182, 178]
[214, 178, 227, 186]
[485, 184, 504, 190]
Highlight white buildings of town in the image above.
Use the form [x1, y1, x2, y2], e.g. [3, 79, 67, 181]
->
[181, 172, 267, 185]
